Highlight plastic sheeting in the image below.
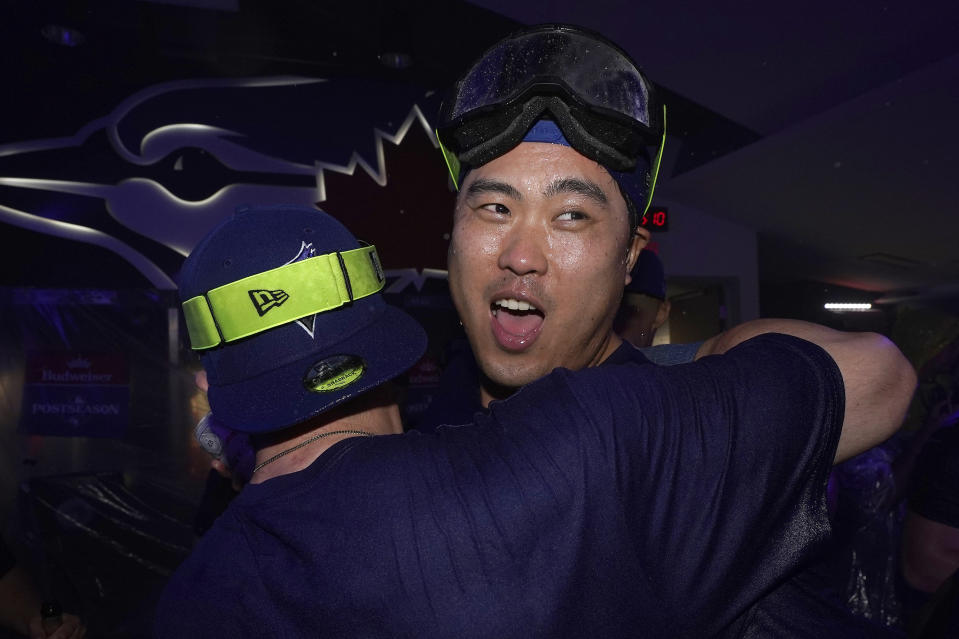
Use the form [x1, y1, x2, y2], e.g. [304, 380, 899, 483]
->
[18, 472, 196, 637]
[830, 443, 906, 629]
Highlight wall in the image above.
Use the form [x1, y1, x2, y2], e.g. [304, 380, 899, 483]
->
[651, 197, 760, 324]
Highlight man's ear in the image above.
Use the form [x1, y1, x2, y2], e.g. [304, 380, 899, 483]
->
[652, 299, 671, 331]
[624, 227, 650, 285]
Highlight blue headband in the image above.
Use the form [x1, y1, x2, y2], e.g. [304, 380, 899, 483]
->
[522, 120, 649, 218]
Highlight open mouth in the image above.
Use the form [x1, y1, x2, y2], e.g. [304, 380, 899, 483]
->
[490, 297, 545, 349]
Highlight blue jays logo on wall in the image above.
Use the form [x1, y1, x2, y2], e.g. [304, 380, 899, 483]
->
[0, 76, 455, 292]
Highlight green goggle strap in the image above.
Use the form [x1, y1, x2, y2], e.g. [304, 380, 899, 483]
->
[641, 104, 667, 216]
[436, 128, 462, 191]
[436, 104, 667, 216]
[182, 245, 385, 350]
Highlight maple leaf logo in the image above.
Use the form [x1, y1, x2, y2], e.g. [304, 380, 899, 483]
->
[318, 116, 455, 273]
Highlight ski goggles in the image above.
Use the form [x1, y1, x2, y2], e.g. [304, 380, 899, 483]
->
[436, 24, 666, 213]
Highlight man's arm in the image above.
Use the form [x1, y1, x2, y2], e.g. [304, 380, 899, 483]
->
[695, 318, 916, 463]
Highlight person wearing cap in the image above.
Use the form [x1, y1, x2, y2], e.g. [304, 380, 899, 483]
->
[430, 23, 916, 636]
[614, 249, 670, 348]
[154, 203, 911, 638]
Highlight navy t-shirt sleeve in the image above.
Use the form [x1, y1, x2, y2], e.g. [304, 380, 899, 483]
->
[534, 333, 843, 629]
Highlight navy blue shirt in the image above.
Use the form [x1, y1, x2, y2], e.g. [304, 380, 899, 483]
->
[420, 339, 885, 638]
[155, 334, 842, 638]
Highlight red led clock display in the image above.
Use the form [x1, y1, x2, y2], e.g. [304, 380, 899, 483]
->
[640, 206, 669, 231]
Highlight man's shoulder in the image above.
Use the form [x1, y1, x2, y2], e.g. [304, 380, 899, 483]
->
[614, 332, 829, 369]
[553, 332, 842, 430]
[156, 511, 256, 635]
[598, 333, 829, 379]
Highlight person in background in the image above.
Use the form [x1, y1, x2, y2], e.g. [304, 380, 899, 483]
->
[614, 248, 671, 348]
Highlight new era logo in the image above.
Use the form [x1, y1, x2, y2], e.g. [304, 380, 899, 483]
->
[249, 289, 290, 316]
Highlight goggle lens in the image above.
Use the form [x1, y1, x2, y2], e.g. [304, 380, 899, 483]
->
[446, 27, 653, 131]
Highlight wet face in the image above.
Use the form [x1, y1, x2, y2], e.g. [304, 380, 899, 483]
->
[448, 142, 645, 398]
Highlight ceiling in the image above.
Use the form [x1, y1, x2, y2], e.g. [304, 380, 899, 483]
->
[3, 0, 958, 308]
[470, 0, 959, 307]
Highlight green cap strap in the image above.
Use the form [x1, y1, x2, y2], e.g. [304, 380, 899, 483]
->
[182, 245, 386, 350]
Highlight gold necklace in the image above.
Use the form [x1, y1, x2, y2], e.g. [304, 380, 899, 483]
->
[252, 429, 373, 474]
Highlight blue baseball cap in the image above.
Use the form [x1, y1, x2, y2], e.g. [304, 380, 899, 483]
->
[625, 249, 666, 300]
[178, 204, 427, 434]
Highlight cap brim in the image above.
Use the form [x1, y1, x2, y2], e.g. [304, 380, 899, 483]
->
[208, 305, 426, 433]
